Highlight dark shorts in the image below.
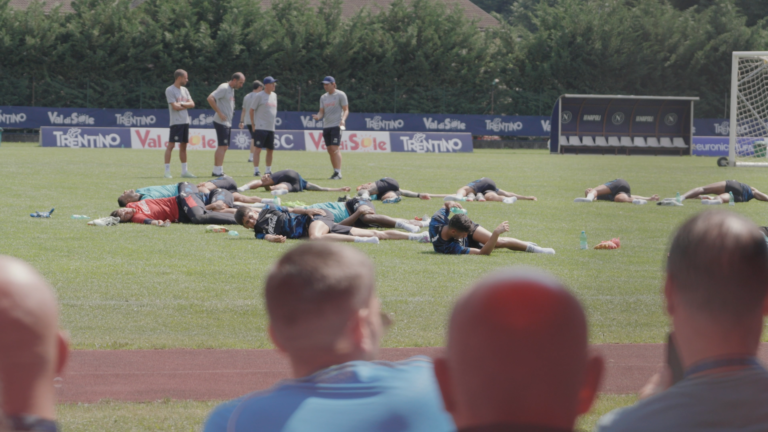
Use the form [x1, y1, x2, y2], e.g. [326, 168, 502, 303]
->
[323, 126, 342, 147]
[345, 198, 377, 228]
[207, 175, 237, 192]
[214, 122, 231, 147]
[467, 224, 483, 249]
[208, 189, 235, 208]
[271, 170, 306, 192]
[597, 179, 631, 201]
[313, 209, 353, 235]
[467, 178, 498, 194]
[725, 180, 753, 202]
[375, 178, 401, 198]
[176, 182, 237, 225]
[169, 124, 189, 144]
[253, 130, 275, 150]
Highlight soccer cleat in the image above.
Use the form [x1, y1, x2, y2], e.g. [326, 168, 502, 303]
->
[30, 208, 55, 218]
[181, 172, 197, 178]
[418, 233, 431, 243]
[88, 216, 120, 226]
[164, 173, 173, 179]
[337, 194, 350, 202]
[330, 172, 342, 180]
[254, 171, 261, 177]
[657, 199, 683, 206]
[211, 172, 225, 177]
[573, 198, 592, 203]
[382, 196, 402, 204]
[632, 199, 647, 205]
[271, 189, 289, 196]
[476, 192, 485, 201]
[248, 157, 253, 162]
[502, 197, 517, 204]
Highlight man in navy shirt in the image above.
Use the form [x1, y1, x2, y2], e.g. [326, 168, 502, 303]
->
[429, 201, 555, 255]
[204, 243, 454, 432]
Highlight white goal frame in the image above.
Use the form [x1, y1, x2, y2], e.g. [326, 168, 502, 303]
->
[729, 51, 768, 167]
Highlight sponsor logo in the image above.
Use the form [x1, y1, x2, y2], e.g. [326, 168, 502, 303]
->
[115, 112, 156, 126]
[562, 111, 573, 124]
[131, 128, 217, 150]
[611, 112, 625, 125]
[0, 110, 27, 124]
[423, 118, 466, 131]
[306, 131, 390, 152]
[274, 133, 296, 149]
[232, 131, 251, 150]
[52, 128, 121, 148]
[485, 118, 523, 133]
[47, 111, 95, 125]
[540, 120, 551, 133]
[135, 201, 150, 213]
[300, 116, 324, 128]
[266, 215, 277, 234]
[365, 116, 404, 130]
[191, 114, 215, 126]
[664, 113, 678, 126]
[695, 143, 729, 152]
[398, 133, 465, 153]
[635, 115, 654, 123]
[275, 117, 283, 126]
[583, 114, 601, 121]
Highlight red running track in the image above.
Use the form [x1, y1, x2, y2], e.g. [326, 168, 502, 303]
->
[56, 343, 768, 403]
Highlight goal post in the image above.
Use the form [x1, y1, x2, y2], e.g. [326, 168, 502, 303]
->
[729, 51, 768, 167]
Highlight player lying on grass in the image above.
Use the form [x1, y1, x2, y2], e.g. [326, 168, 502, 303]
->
[117, 176, 268, 207]
[575, 178, 659, 203]
[429, 201, 555, 255]
[234, 205, 429, 244]
[355, 177, 445, 203]
[307, 197, 425, 232]
[665, 180, 768, 205]
[111, 182, 238, 226]
[444, 177, 536, 203]
[236, 169, 351, 194]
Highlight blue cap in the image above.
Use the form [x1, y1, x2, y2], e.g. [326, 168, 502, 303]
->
[263, 76, 277, 84]
[322, 76, 335, 84]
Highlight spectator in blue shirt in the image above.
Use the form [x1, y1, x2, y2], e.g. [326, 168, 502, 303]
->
[203, 243, 454, 432]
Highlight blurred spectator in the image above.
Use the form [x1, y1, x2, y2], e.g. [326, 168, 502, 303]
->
[204, 242, 454, 432]
[598, 210, 768, 431]
[0, 256, 68, 432]
[434, 267, 603, 432]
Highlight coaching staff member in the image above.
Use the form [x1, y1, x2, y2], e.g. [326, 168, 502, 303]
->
[208, 72, 245, 177]
[312, 76, 348, 180]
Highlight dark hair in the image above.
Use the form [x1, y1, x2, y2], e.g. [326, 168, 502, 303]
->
[234, 206, 250, 226]
[173, 69, 187, 80]
[253, 80, 264, 90]
[668, 210, 768, 320]
[117, 196, 127, 207]
[449, 214, 473, 233]
[232, 72, 245, 81]
[110, 210, 123, 222]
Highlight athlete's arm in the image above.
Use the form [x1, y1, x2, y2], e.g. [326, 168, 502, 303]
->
[400, 189, 432, 200]
[340, 105, 349, 127]
[264, 234, 286, 243]
[305, 182, 352, 192]
[470, 221, 509, 255]
[287, 207, 325, 216]
[337, 206, 374, 226]
[444, 201, 464, 211]
[207, 94, 224, 120]
[249, 108, 255, 127]
[312, 107, 324, 121]
[150, 219, 171, 227]
[170, 102, 187, 111]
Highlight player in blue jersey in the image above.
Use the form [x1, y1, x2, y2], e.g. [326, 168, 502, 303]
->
[234, 205, 428, 244]
[203, 242, 455, 432]
[671, 180, 768, 204]
[305, 197, 423, 232]
[445, 177, 536, 203]
[117, 176, 265, 207]
[355, 177, 445, 203]
[236, 169, 351, 193]
[429, 201, 555, 255]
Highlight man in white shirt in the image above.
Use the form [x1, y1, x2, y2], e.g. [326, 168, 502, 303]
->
[238, 80, 263, 164]
[250, 76, 278, 177]
[164, 69, 196, 179]
[312, 76, 348, 180]
[207, 72, 245, 177]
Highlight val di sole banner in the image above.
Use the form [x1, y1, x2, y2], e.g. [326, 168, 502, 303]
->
[40, 127, 474, 153]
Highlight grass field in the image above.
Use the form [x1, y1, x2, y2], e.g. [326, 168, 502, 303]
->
[1, 142, 765, 430]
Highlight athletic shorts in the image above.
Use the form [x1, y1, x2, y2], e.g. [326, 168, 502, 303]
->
[345, 198, 377, 228]
[271, 170, 307, 192]
[375, 178, 401, 198]
[597, 179, 631, 201]
[467, 224, 483, 249]
[725, 180, 754, 202]
[312, 209, 353, 235]
[207, 175, 237, 192]
[208, 189, 235, 208]
[467, 178, 498, 194]
[323, 126, 342, 147]
[253, 130, 275, 150]
[176, 182, 205, 223]
[169, 124, 189, 144]
[214, 122, 231, 147]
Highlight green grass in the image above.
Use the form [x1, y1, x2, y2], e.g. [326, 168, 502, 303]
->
[56, 395, 637, 431]
[3, 142, 768, 349]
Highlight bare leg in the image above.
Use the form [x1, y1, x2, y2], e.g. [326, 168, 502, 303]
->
[359, 214, 397, 228]
[681, 181, 727, 201]
[249, 140, 255, 159]
[266, 149, 273, 167]
[270, 184, 290, 192]
[367, 229, 411, 240]
[628, 194, 660, 201]
[164, 142, 176, 164]
[496, 189, 536, 201]
[753, 188, 768, 202]
[253, 147, 262, 169]
[214, 146, 228, 168]
[232, 192, 262, 203]
[455, 186, 473, 198]
[471, 225, 528, 251]
[614, 193, 634, 203]
[179, 143, 188, 163]
[305, 182, 351, 192]
[239, 179, 266, 191]
[327, 146, 342, 170]
[586, 185, 611, 200]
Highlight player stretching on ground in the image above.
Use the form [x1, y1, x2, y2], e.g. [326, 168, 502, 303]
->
[430, 201, 555, 255]
[164, 69, 196, 179]
[234, 206, 429, 244]
[117, 176, 270, 207]
[575, 179, 659, 204]
[445, 178, 536, 204]
[236, 170, 351, 193]
[312, 76, 348, 180]
[238, 80, 263, 164]
[208, 72, 245, 177]
[306, 198, 425, 232]
[665, 180, 768, 205]
[355, 177, 443, 203]
[112, 183, 238, 226]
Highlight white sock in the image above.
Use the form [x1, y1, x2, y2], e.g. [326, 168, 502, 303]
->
[702, 200, 722, 205]
[165, 164, 170, 173]
[632, 199, 647, 205]
[419, 220, 430, 227]
[526, 244, 556, 254]
[237, 185, 248, 192]
[354, 236, 379, 244]
[266, 166, 272, 173]
[444, 195, 462, 201]
[467, 193, 476, 200]
[503, 197, 517, 204]
[396, 221, 420, 233]
[254, 167, 260, 175]
[214, 166, 223, 175]
[262, 198, 275, 204]
[359, 191, 371, 200]
[181, 163, 188, 174]
[335, 169, 341, 174]
[408, 233, 428, 241]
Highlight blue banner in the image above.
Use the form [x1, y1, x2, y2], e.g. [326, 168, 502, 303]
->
[390, 132, 473, 153]
[40, 127, 131, 148]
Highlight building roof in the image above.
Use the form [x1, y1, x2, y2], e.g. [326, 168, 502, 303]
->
[9, 0, 74, 13]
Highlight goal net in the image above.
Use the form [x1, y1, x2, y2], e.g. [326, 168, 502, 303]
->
[729, 52, 768, 167]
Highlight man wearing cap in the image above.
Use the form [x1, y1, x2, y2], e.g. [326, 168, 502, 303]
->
[312, 76, 348, 180]
[250, 76, 278, 177]
[238, 80, 264, 163]
[208, 72, 245, 177]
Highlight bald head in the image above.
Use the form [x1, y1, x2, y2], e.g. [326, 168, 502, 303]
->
[436, 268, 602, 429]
[0, 256, 67, 419]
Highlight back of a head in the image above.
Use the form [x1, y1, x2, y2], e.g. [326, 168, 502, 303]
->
[443, 268, 592, 428]
[265, 243, 375, 355]
[667, 210, 768, 323]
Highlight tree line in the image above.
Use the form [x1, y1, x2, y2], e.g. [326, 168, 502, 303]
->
[0, 0, 765, 118]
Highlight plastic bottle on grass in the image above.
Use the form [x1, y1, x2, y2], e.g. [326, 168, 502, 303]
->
[271, 189, 289, 196]
[580, 231, 588, 250]
[676, 192, 681, 203]
[729, 191, 735, 206]
[450, 207, 467, 215]
[206, 225, 229, 233]
[228, 230, 239, 237]
[71, 215, 90, 219]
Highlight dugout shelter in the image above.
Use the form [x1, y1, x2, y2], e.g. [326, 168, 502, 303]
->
[549, 95, 698, 156]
